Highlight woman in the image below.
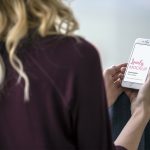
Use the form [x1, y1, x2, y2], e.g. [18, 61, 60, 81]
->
[0, 0, 150, 150]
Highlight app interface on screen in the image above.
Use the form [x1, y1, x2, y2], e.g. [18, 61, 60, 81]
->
[124, 43, 150, 84]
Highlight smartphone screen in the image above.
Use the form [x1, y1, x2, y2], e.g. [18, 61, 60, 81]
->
[123, 43, 150, 84]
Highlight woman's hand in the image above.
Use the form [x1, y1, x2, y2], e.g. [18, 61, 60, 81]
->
[128, 73, 150, 118]
[123, 74, 150, 118]
[114, 74, 150, 150]
[103, 63, 127, 107]
[114, 73, 150, 150]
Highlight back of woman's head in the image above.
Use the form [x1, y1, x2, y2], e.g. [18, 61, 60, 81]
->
[0, 0, 79, 101]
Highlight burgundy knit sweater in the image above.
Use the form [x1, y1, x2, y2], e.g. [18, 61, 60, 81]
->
[0, 35, 126, 150]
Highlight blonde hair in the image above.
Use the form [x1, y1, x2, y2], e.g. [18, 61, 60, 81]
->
[0, 0, 79, 101]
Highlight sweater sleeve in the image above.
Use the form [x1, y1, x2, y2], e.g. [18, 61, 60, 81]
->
[70, 40, 127, 150]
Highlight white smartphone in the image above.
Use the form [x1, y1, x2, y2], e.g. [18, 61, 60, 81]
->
[121, 38, 150, 90]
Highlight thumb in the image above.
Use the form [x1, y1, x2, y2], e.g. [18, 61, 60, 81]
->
[124, 88, 138, 102]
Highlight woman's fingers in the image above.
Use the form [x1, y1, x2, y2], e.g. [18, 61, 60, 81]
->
[114, 66, 126, 82]
[109, 65, 119, 76]
[121, 67, 126, 74]
[114, 78, 122, 88]
[106, 63, 127, 76]
[118, 73, 124, 79]
[117, 63, 127, 68]
[104, 63, 127, 87]
[112, 73, 119, 81]
[112, 64, 127, 76]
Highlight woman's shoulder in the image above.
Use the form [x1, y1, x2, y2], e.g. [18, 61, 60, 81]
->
[59, 35, 99, 56]
[54, 35, 101, 66]
[49, 35, 100, 62]
[24, 34, 100, 58]
[23, 34, 101, 70]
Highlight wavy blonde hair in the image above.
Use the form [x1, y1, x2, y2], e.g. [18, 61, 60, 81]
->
[0, 0, 79, 101]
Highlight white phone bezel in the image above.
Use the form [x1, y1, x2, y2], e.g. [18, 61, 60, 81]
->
[121, 38, 150, 90]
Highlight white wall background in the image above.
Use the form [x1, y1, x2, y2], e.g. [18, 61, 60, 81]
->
[70, 0, 150, 69]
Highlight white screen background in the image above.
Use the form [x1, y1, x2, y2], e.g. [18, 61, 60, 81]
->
[124, 44, 150, 84]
